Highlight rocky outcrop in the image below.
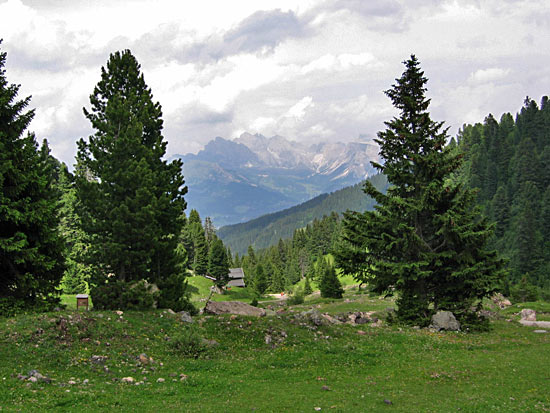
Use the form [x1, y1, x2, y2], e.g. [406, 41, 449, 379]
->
[430, 311, 460, 331]
[204, 301, 266, 317]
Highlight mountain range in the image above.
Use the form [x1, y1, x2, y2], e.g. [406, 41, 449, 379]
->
[173, 133, 380, 226]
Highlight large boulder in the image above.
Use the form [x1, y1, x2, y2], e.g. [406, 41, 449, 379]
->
[520, 309, 536, 321]
[430, 311, 460, 331]
[204, 301, 266, 317]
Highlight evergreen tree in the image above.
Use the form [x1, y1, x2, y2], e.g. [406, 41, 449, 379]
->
[254, 263, 268, 295]
[303, 275, 313, 296]
[207, 238, 229, 288]
[57, 164, 92, 294]
[336, 55, 504, 326]
[319, 261, 343, 299]
[75, 50, 187, 302]
[0, 42, 65, 313]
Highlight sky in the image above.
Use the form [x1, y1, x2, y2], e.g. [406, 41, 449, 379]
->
[1, 0, 549, 165]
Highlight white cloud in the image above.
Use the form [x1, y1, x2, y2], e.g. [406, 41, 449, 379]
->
[285, 96, 314, 119]
[468, 67, 511, 84]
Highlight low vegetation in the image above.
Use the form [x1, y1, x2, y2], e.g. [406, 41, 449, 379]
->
[1, 289, 549, 412]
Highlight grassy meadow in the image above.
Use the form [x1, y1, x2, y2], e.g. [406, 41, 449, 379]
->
[1, 287, 550, 412]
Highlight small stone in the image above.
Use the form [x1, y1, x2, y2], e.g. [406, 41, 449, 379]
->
[357, 330, 366, 335]
[520, 309, 536, 321]
[121, 377, 135, 383]
[180, 374, 188, 381]
[167, 309, 176, 314]
[115, 310, 123, 316]
[314, 408, 322, 411]
[384, 399, 392, 405]
[17, 374, 28, 381]
[157, 378, 165, 383]
[180, 311, 194, 323]
[265, 334, 272, 345]
[68, 380, 76, 385]
[533, 330, 547, 333]
[83, 379, 89, 385]
[139, 353, 149, 364]
[28, 377, 38, 383]
[321, 385, 331, 391]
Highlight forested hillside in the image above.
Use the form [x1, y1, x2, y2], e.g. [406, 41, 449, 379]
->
[218, 173, 388, 255]
[457, 96, 550, 289]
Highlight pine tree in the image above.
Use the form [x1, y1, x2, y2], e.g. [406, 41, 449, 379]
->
[0, 42, 65, 313]
[319, 260, 343, 299]
[303, 275, 313, 296]
[254, 263, 268, 295]
[75, 50, 187, 302]
[336, 55, 504, 326]
[207, 238, 229, 288]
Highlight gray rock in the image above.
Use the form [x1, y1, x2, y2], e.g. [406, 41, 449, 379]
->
[179, 311, 194, 323]
[300, 309, 325, 326]
[355, 317, 369, 325]
[520, 309, 536, 321]
[430, 311, 460, 331]
[204, 301, 266, 317]
[201, 338, 219, 347]
[533, 330, 547, 333]
[519, 320, 550, 328]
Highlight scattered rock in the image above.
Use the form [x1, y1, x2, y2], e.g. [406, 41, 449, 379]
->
[264, 309, 276, 317]
[321, 314, 342, 325]
[204, 301, 266, 317]
[355, 317, 369, 325]
[28, 376, 38, 383]
[519, 320, 550, 328]
[300, 309, 325, 326]
[357, 330, 366, 335]
[139, 353, 149, 364]
[180, 311, 194, 323]
[491, 293, 512, 309]
[265, 334, 272, 345]
[83, 379, 89, 385]
[201, 338, 219, 347]
[68, 380, 76, 385]
[157, 378, 165, 383]
[167, 309, 176, 314]
[429, 311, 460, 331]
[321, 385, 331, 391]
[520, 309, 536, 322]
[384, 399, 393, 405]
[90, 355, 108, 365]
[180, 374, 188, 381]
[121, 377, 135, 383]
[115, 310, 123, 316]
[533, 330, 547, 334]
[314, 408, 322, 411]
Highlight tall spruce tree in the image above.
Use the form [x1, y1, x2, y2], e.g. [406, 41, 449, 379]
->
[336, 55, 504, 326]
[207, 238, 229, 288]
[75, 50, 187, 302]
[0, 42, 65, 313]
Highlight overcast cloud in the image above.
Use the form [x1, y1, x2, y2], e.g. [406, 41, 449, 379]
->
[1, 0, 549, 164]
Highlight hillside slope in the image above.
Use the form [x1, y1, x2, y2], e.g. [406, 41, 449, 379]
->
[218, 173, 388, 255]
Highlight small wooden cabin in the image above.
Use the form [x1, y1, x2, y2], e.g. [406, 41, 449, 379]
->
[226, 268, 246, 288]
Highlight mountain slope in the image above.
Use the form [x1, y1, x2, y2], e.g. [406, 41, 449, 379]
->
[176, 133, 380, 226]
[217, 173, 388, 255]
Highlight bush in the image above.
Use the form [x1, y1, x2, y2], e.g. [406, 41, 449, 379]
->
[0, 296, 62, 318]
[319, 264, 343, 299]
[169, 327, 207, 358]
[288, 287, 305, 305]
[510, 276, 540, 303]
[250, 296, 258, 307]
[157, 274, 197, 315]
[91, 280, 158, 310]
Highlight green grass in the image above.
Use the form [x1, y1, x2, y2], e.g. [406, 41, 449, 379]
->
[1, 297, 549, 412]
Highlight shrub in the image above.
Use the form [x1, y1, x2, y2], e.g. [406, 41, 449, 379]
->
[510, 276, 540, 303]
[288, 287, 305, 305]
[169, 327, 206, 358]
[157, 274, 197, 315]
[91, 280, 158, 310]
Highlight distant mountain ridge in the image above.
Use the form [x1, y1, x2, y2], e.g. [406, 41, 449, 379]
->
[174, 133, 380, 226]
[217, 173, 388, 255]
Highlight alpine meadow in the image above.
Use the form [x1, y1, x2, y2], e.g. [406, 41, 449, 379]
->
[2, 8, 550, 411]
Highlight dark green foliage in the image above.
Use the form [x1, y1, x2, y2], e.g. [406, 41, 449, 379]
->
[0, 42, 65, 314]
[253, 263, 268, 295]
[57, 164, 92, 294]
[336, 56, 504, 326]
[287, 286, 305, 305]
[169, 326, 207, 358]
[91, 280, 158, 310]
[189, 210, 209, 276]
[319, 261, 343, 299]
[457, 95, 550, 289]
[157, 274, 197, 314]
[303, 276, 313, 296]
[510, 276, 540, 303]
[75, 50, 187, 305]
[207, 238, 229, 288]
